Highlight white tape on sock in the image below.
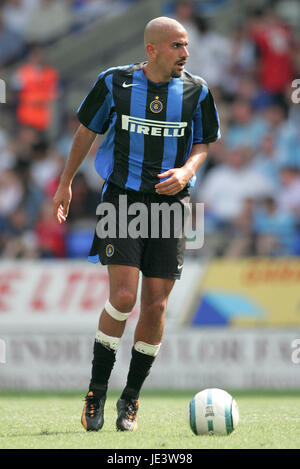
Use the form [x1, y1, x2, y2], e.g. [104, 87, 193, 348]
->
[95, 330, 120, 351]
[104, 300, 131, 321]
[134, 341, 161, 357]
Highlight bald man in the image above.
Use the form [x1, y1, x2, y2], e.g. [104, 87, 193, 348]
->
[53, 16, 220, 433]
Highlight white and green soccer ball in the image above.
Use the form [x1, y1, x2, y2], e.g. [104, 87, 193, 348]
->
[188, 388, 239, 435]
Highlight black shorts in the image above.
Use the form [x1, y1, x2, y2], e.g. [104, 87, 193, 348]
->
[88, 182, 190, 279]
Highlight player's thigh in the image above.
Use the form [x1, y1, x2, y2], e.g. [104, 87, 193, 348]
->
[140, 276, 175, 312]
[90, 182, 144, 269]
[141, 192, 188, 279]
[141, 235, 185, 279]
[108, 264, 140, 304]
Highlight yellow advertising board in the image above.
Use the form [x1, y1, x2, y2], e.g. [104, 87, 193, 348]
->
[190, 259, 300, 326]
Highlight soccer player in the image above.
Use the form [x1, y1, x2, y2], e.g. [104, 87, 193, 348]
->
[53, 16, 220, 432]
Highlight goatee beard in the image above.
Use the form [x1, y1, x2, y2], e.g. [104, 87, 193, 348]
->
[171, 70, 182, 78]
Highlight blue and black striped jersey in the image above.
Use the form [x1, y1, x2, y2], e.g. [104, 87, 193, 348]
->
[77, 62, 220, 193]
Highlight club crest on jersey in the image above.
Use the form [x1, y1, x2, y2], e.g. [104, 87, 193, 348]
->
[106, 244, 114, 257]
[122, 115, 187, 137]
[150, 96, 163, 113]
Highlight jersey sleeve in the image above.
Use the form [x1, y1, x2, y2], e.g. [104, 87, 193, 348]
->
[193, 86, 221, 144]
[77, 71, 113, 134]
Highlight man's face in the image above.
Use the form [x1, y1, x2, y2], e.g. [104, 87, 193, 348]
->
[154, 29, 189, 79]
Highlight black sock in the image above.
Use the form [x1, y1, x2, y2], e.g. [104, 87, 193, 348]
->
[121, 347, 156, 401]
[89, 340, 116, 398]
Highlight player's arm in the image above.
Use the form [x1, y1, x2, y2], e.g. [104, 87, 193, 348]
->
[155, 143, 209, 196]
[53, 68, 114, 222]
[53, 124, 97, 222]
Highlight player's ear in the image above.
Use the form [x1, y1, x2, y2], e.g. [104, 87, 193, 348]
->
[145, 42, 157, 60]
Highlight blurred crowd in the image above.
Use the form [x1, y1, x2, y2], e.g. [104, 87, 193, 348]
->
[0, 0, 136, 67]
[176, 0, 300, 258]
[0, 0, 300, 259]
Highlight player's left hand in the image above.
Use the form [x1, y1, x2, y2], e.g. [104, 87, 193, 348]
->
[155, 168, 192, 195]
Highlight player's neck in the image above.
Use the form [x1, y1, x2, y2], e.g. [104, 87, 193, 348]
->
[142, 63, 172, 84]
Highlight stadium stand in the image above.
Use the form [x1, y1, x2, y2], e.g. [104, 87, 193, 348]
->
[0, 0, 299, 259]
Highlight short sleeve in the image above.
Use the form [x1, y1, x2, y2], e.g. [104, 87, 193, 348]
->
[77, 71, 113, 134]
[193, 86, 221, 144]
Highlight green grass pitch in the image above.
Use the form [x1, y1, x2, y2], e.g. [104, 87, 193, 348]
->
[0, 390, 299, 449]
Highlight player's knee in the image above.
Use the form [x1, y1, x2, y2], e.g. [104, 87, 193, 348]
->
[144, 299, 167, 318]
[112, 289, 136, 313]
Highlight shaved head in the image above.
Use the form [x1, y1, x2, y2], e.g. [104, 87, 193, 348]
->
[144, 16, 187, 45]
[143, 16, 189, 82]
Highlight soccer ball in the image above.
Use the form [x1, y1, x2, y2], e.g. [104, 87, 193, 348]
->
[188, 388, 239, 435]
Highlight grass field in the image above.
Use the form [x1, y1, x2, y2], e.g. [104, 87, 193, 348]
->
[0, 390, 299, 449]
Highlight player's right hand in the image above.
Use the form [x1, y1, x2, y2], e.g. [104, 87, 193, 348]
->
[53, 184, 72, 223]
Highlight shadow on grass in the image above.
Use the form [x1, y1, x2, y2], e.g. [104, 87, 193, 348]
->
[0, 429, 84, 438]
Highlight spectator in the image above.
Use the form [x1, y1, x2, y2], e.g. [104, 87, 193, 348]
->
[190, 139, 226, 203]
[225, 198, 255, 257]
[199, 145, 275, 224]
[25, 0, 71, 45]
[227, 22, 256, 94]
[277, 166, 300, 222]
[20, 163, 45, 225]
[29, 139, 64, 191]
[275, 0, 300, 29]
[8, 126, 41, 172]
[57, 114, 79, 160]
[251, 134, 280, 187]
[191, 17, 232, 89]
[249, 8, 294, 96]
[225, 97, 269, 149]
[263, 101, 299, 167]
[253, 197, 297, 255]
[0, 205, 38, 258]
[173, 0, 201, 51]
[70, 0, 117, 30]
[12, 45, 59, 131]
[0, 169, 24, 217]
[234, 75, 277, 111]
[2, 0, 39, 36]
[0, 7, 24, 67]
[35, 199, 66, 258]
[0, 126, 16, 172]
